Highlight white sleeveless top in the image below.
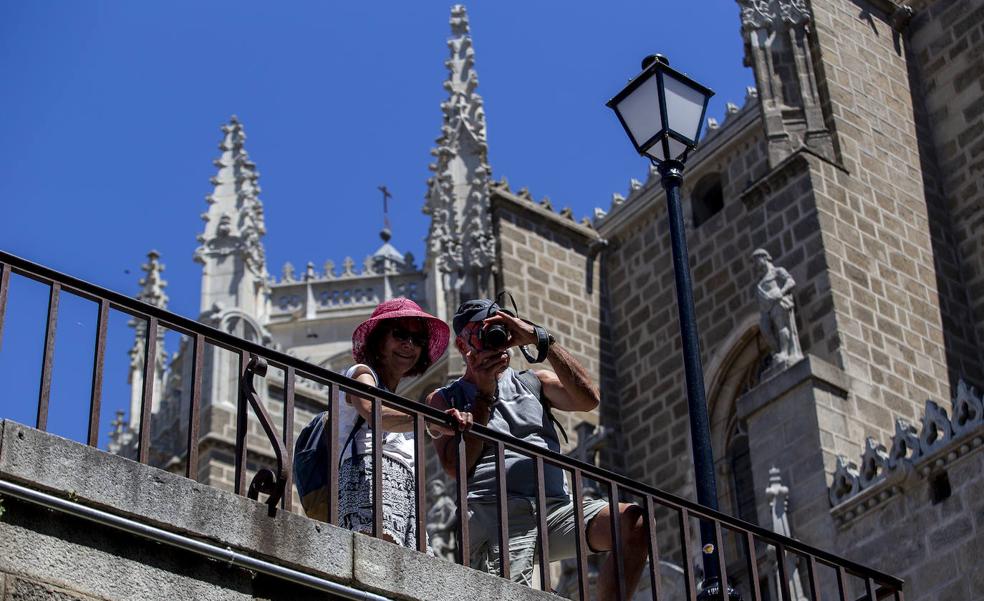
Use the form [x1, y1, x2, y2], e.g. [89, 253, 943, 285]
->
[337, 364, 416, 470]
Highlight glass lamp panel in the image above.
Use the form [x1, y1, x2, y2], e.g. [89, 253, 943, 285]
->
[667, 137, 689, 160]
[663, 72, 708, 143]
[614, 74, 664, 150]
[644, 135, 669, 162]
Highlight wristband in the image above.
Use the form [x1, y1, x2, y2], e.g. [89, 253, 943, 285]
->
[521, 325, 552, 363]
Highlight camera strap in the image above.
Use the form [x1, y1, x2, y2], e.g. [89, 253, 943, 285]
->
[495, 290, 552, 363]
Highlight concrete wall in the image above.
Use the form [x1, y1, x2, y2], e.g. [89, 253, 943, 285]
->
[0, 420, 556, 601]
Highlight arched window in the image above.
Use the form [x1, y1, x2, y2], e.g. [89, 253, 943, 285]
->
[691, 173, 724, 228]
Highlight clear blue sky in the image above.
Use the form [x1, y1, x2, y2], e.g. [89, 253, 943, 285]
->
[0, 2, 752, 445]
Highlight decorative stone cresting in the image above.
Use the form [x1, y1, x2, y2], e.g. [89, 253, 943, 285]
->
[829, 380, 984, 521]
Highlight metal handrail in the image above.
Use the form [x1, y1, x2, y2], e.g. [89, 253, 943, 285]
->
[0, 250, 904, 600]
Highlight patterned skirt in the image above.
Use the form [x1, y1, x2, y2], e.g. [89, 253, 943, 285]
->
[338, 453, 418, 549]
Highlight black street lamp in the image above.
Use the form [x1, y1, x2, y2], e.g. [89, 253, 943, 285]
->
[607, 55, 740, 601]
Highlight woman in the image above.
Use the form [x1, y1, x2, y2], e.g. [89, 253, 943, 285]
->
[338, 297, 467, 547]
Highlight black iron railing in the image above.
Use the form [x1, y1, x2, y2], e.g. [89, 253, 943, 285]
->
[0, 250, 904, 601]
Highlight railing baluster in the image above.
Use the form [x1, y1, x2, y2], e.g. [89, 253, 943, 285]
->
[715, 521, 729, 601]
[87, 299, 109, 446]
[137, 317, 157, 464]
[328, 383, 340, 525]
[806, 555, 820, 601]
[455, 432, 470, 567]
[776, 542, 792, 601]
[282, 365, 295, 511]
[572, 469, 590, 601]
[534, 456, 551, 591]
[608, 481, 625, 600]
[234, 349, 249, 494]
[745, 531, 762, 601]
[495, 441, 511, 580]
[37, 282, 60, 430]
[0, 261, 11, 351]
[836, 565, 849, 601]
[185, 334, 204, 481]
[644, 495, 663, 601]
[413, 414, 427, 553]
[679, 507, 697, 601]
[371, 396, 383, 539]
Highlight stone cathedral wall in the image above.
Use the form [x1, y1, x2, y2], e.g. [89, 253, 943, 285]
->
[807, 0, 952, 421]
[905, 0, 984, 386]
[491, 185, 605, 442]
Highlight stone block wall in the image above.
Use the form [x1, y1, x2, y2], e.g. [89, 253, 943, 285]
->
[906, 0, 984, 387]
[827, 434, 984, 600]
[807, 0, 952, 421]
[491, 185, 604, 445]
[594, 111, 851, 504]
[0, 420, 557, 601]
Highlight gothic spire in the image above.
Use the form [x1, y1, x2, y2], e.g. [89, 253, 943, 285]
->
[423, 4, 495, 314]
[194, 115, 267, 275]
[137, 250, 168, 309]
[193, 115, 270, 319]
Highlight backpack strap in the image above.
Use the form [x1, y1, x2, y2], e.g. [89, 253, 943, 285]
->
[516, 369, 569, 445]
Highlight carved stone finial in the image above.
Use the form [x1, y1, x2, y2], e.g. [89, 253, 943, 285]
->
[952, 379, 984, 435]
[629, 178, 643, 193]
[752, 249, 803, 374]
[918, 400, 954, 456]
[304, 262, 316, 281]
[323, 260, 336, 279]
[611, 192, 625, 207]
[559, 207, 573, 220]
[137, 250, 169, 309]
[594, 207, 608, 221]
[282, 262, 295, 282]
[518, 187, 533, 201]
[568, 422, 608, 466]
[707, 118, 720, 130]
[858, 437, 889, 488]
[888, 417, 922, 468]
[829, 455, 860, 506]
[342, 256, 355, 277]
[539, 196, 553, 210]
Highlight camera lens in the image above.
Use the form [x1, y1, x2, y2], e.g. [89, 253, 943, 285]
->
[480, 324, 509, 349]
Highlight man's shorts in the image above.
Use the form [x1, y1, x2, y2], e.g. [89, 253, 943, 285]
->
[466, 496, 609, 586]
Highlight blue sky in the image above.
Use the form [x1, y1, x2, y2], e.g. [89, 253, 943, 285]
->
[0, 1, 752, 445]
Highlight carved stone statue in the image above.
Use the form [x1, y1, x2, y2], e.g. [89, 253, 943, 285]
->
[426, 478, 457, 561]
[752, 249, 803, 372]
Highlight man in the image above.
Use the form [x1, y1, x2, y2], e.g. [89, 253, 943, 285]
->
[426, 299, 647, 599]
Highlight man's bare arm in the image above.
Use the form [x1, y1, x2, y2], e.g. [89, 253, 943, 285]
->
[537, 342, 600, 412]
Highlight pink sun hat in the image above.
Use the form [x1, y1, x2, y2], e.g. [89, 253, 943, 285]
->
[351, 297, 450, 365]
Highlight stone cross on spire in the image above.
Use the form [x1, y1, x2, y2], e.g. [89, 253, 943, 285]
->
[423, 4, 494, 322]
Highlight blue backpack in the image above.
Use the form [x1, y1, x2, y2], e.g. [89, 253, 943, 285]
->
[293, 412, 332, 521]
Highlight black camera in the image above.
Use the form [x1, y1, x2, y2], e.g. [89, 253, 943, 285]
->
[478, 322, 510, 349]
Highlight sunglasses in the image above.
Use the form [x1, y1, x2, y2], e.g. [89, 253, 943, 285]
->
[390, 327, 428, 348]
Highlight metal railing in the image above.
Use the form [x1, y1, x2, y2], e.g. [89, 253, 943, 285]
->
[0, 250, 904, 601]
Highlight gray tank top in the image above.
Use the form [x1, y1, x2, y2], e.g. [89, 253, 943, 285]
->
[439, 367, 569, 500]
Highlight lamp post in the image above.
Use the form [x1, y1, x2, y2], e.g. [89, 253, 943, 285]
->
[607, 55, 740, 601]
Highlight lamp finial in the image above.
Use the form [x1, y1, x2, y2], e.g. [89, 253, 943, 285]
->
[641, 54, 669, 70]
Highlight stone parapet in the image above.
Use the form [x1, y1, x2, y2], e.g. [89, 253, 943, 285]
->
[0, 420, 557, 601]
[828, 379, 984, 525]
